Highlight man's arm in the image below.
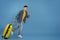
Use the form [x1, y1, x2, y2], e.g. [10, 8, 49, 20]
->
[26, 12, 31, 18]
[14, 14, 18, 22]
[14, 11, 20, 22]
[14, 10, 23, 22]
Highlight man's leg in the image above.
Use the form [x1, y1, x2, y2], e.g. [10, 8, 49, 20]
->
[18, 22, 23, 38]
[11, 22, 21, 35]
[18, 23, 22, 35]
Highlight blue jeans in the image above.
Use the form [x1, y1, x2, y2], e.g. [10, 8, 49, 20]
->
[13, 22, 23, 35]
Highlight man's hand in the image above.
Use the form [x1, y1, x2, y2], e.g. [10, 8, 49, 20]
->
[14, 18, 16, 22]
[28, 13, 31, 18]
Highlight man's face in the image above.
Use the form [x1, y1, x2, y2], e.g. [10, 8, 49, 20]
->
[24, 7, 28, 11]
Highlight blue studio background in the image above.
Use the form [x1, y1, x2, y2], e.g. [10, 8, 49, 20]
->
[0, 0, 60, 40]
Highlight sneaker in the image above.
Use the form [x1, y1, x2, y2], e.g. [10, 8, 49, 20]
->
[11, 31, 13, 35]
[18, 35, 22, 38]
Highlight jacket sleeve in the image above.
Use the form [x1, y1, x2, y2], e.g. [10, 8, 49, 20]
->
[26, 12, 29, 18]
[15, 10, 23, 19]
[15, 13, 19, 18]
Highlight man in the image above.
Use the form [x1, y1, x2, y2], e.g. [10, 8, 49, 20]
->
[11, 5, 30, 38]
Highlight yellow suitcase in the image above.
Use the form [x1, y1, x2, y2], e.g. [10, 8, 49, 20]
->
[2, 24, 13, 39]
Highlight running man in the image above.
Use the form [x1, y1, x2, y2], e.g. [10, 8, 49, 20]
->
[11, 5, 31, 38]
